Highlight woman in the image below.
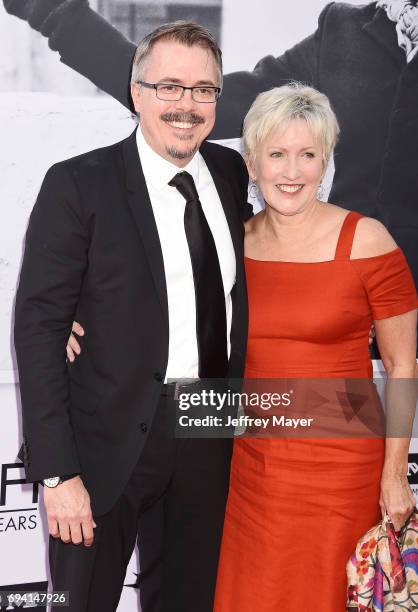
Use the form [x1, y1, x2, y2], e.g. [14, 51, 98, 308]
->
[213, 84, 417, 610]
[67, 84, 417, 610]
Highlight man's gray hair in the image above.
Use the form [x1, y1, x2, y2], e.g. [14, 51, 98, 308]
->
[131, 20, 223, 89]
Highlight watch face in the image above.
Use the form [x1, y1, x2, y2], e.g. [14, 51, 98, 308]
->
[43, 476, 61, 488]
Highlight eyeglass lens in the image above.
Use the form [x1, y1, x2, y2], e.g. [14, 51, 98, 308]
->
[156, 84, 217, 102]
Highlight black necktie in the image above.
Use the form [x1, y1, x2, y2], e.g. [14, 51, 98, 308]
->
[168, 171, 228, 378]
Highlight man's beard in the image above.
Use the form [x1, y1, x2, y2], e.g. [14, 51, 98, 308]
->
[166, 143, 199, 160]
[161, 111, 204, 160]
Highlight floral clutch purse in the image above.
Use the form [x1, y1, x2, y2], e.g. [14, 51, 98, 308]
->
[346, 509, 418, 610]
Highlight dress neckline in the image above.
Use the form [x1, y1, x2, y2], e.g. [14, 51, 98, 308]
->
[244, 246, 401, 265]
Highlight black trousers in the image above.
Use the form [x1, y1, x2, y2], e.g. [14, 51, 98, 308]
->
[49, 388, 233, 611]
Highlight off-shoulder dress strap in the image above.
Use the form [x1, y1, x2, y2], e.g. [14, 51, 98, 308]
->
[334, 211, 363, 260]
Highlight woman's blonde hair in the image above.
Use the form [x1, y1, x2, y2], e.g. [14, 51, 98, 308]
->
[243, 83, 340, 167]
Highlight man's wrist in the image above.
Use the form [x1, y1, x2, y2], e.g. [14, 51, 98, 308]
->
[41, 474, 80, 487]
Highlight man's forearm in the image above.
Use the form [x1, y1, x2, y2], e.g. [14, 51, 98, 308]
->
[15, 333, 81, 482]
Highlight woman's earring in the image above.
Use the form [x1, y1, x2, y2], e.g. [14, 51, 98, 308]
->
[317, 181, 325, 201]
[249, 180, 258, 198]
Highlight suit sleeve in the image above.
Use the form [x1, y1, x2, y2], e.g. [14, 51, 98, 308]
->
[14, 163, 89, 482]
[3, 0, 136, 111]
[213, 4, 333, 138]
[55, 5, 136, 111]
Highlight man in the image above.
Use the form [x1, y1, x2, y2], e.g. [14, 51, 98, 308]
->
[14, 21, 249, 612]
[4, 0, 418, 287]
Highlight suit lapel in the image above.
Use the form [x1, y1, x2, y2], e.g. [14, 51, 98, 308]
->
[121, 133, 244, 326]
[122, 130, 168, 323]
[200, 144, 244, 265]
[362, 7, 405, 68]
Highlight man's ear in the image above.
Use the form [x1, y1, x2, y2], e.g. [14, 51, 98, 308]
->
[130, 83, 141, 113]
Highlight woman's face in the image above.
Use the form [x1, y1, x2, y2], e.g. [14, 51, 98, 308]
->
[250, 118, 324, 217]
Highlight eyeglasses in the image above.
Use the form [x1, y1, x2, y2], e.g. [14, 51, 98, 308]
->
[136, 80, 221, 103]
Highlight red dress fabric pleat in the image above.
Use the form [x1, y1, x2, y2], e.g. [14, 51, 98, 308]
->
[214, 212, 417, 612]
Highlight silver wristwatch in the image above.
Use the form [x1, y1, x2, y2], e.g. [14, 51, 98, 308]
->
[43, 476, 62, 488]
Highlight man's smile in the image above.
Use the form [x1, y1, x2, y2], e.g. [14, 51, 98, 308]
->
[161, 112, 204, 132]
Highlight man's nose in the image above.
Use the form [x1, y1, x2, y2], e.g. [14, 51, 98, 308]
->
[175, 88, 197, 111]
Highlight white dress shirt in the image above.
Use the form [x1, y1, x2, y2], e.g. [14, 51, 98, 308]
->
[136, 126, 236, 380]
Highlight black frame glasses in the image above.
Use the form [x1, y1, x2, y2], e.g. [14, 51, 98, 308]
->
[136, 80, 221, 103]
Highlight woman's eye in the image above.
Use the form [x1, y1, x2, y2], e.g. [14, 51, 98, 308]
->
[304, 152, 315, 158]
[270, 152, 283, 158]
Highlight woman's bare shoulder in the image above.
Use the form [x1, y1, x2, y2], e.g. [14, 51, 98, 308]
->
[321, 202, 349, 220]
[351, 216, 397, 259]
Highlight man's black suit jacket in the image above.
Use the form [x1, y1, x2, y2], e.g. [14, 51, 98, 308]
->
[14, 129, 249, 516]
[15, 0, 417, 284]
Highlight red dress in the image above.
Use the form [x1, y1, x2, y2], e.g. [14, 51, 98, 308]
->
[214, 212, 417, 611]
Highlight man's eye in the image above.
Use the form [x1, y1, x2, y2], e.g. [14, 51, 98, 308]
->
[195, 88, 211, 95]
[160, 84, 179, 92]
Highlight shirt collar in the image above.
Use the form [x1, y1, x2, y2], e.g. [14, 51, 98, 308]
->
[136, 123, 201, 191]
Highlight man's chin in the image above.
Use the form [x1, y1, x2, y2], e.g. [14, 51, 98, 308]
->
[166, 144, 199, 161]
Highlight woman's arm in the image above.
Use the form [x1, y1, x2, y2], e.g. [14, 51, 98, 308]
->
[353, 216, 417, 529]
[375, 311, 417, 530]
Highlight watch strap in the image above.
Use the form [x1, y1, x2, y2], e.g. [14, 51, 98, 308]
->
[41, 473, 79, 487]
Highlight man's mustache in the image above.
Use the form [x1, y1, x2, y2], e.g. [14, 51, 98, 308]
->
[160, 112, 205, 125]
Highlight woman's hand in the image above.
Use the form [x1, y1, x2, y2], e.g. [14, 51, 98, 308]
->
[66, 321, 85, 363]
[380, 470, 416, 531]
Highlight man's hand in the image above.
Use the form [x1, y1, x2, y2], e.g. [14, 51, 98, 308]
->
[368, 324, 375, 346]
[44, 475, 96, 546]
[66, 321, 84, 362]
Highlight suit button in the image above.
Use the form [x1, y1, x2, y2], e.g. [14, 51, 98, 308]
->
[140, 423, 148, 433]
[153, 372, 163, 382]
